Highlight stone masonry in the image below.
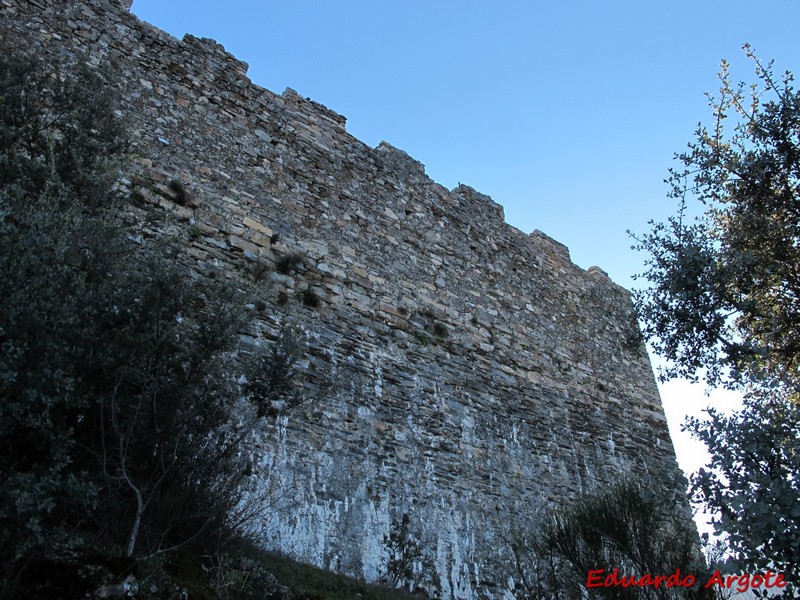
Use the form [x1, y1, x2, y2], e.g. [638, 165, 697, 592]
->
[2, 1, 684, 597]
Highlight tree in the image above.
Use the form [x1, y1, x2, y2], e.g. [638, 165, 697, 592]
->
[632, 45, 800, 594]
[0, 38, 131, 569]
[633, 46, 800, 389]
[686, 390, 800, 585]
[0, 39, 303, 598]
[382, 513, 423, 590]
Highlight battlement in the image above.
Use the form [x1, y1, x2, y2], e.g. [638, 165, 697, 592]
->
[1, 2, 682, 598]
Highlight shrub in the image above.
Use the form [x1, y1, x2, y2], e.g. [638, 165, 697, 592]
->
[430, 321, 448, 339]
[275, 251, 303, 275]
[129, 189, 147, 205]
[300, 287, 321, 308]
[0, 39, 302, 598]
[250, 260, 271, 282]
[382, 514, 423, 590]
[243, 327, 304, 418]
[167, 178, 189, 204]
[517, 479, 717, 599]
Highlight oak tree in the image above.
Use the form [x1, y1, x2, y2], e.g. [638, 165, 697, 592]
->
[0, 39, 302, 598]
[633, 46, 800, 593]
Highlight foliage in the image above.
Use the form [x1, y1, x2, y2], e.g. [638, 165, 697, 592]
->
[0, 41, 125, 207]
[430, 321, 448, 339]
[632, 46, 800, 593]
[243, 325, 304, 417]
[632, 46, 800, 390]
[299, 286, 321, 308]
[382, 513, 423, 590]
[275, 251, 304, 275]
[686, 390, 800, 592]
[0, 39, 130, 570]
[527, 480, 716, 599]
[510, 524, 570, 600]
[260, 548, 429, 600]
[167, 178, 189, 204]
[0, 39, 304, 598]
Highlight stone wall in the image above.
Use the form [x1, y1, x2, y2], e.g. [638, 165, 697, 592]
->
[2, 1, 683, 597]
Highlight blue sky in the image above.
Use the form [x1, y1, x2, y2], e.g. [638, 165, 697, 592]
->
[130, 0, 800, 523]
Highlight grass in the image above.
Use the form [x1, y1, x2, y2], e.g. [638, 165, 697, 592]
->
[258, 552, 428, 600]
[141, 539, 431, 600]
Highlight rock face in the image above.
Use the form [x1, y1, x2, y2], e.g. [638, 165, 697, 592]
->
[2, 1, 683, 597]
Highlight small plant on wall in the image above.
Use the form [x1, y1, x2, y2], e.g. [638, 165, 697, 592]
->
[129, 188, 146, 206]
[430, 321, 448, 339]
[275, 251, 304, 275]
[167, 178, 189, 205]
[299, 287, 320, 308]
[249, 260, 271, 283]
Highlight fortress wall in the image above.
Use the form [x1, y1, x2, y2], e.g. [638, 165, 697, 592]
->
[2, 1, 682, 597]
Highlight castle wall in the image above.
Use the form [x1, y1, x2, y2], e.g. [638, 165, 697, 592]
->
[2, 1, 682, 597]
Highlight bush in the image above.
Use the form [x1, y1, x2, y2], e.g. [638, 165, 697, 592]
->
[513, 480, 717, 599]
[382, 513, 423, 590]
[275, 251, 303, 274]
[168, 178, 189, 204]
[430, 321, 448, 339]
[0, 39, 303, 599]
[300, 287, 321, 308]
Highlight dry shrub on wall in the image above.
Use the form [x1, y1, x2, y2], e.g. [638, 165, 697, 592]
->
[513, 480, 719, 599]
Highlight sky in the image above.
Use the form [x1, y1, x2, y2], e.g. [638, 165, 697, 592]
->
[130, 0, 800, 529]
